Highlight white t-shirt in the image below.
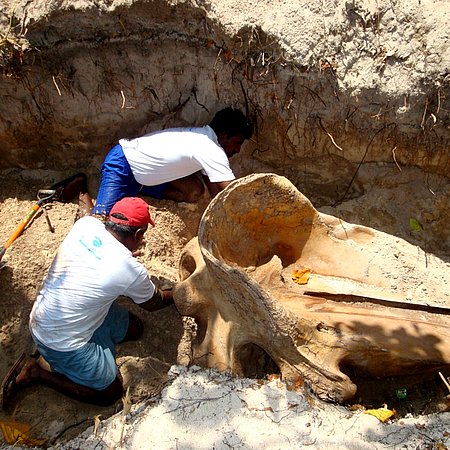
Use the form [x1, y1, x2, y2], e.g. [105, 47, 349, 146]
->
[120, 125, 235, 186]
[30, 216, 155, 352]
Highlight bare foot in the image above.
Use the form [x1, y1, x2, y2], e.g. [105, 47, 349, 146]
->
[15, 358, 42, 388]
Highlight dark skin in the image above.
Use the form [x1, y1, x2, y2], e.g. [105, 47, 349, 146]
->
[8, 225, 173, 407]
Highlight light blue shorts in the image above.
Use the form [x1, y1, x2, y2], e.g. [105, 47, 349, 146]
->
[33, 302, 129, 391]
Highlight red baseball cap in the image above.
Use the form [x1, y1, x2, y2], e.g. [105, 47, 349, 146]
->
[109, 197, 155, 227]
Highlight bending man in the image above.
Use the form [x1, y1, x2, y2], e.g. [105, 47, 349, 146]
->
[1, 197, 173, 408]
[91, 107, 253, 215]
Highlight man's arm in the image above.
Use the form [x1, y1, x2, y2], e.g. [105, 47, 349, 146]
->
[139, 287, 174, 312]
[202, 176, 232, 198]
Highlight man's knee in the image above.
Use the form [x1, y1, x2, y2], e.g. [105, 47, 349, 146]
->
[122, 312, 144, 342]
[165, 175, 205, 203]
[184, 181, 205, 203]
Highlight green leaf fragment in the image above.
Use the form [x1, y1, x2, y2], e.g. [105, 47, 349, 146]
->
[409, 218, 423, 232]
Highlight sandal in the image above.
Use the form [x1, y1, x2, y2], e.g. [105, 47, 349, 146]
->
[1, 353, 26, 410]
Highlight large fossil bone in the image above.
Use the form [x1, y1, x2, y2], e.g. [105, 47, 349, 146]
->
[173, 173, 450, 402]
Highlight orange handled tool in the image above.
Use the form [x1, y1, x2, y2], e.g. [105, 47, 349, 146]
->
[0, 189, 57, 262]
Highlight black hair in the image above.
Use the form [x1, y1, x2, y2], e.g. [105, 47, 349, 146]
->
[105, 212, 141, 239]
[209, 107, 253, 139]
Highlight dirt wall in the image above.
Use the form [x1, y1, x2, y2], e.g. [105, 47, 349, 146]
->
[0, 0, 449, 179]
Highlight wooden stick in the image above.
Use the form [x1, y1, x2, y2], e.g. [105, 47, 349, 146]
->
[438, 372, 450, 394]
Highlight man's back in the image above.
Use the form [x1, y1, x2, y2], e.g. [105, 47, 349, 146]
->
[30, 216, 153, 351]
[120, 125, 235, 186]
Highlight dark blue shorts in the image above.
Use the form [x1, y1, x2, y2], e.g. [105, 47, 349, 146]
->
[92, 144, 169, 215]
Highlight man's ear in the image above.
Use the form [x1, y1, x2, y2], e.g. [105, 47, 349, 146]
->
[129, 228, 146, 255]
[135, 228, 146, 240]
[217, 131, 229, 146]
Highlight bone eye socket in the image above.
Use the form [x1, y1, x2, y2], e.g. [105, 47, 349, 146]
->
[179, 254, 197, 280]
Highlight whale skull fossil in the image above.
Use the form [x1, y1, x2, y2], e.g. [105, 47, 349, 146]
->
[173, 173, 450, 402]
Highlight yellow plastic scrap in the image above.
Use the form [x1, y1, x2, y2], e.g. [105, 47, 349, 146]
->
[0, 420, 46, 446]
[363, 405, 396, 423]
[292, 268, 311, 285]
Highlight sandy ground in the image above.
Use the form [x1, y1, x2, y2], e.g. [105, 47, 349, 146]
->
[0, 166, 448, 449]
